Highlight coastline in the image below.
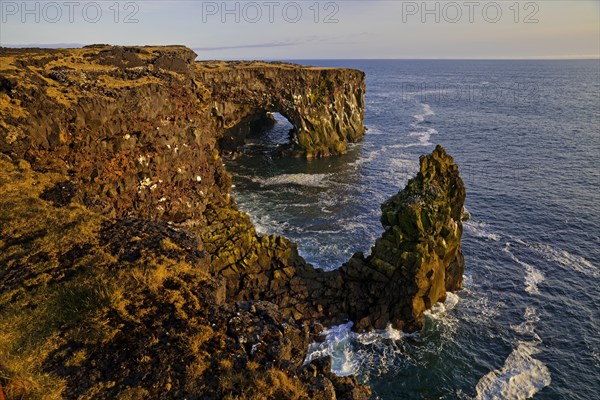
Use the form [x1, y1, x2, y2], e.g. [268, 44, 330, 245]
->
[0, 46, 466, 399]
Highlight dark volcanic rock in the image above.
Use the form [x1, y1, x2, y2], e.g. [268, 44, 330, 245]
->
[249, 145, 467, 333]
[197, 61, 366, 158]
[361, 145, 466, 330]
[0, 46, 465, 399]
[39, 180, 78, 207]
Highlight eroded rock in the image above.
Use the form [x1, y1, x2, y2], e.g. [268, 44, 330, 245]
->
[0, 46, 464, 399]
[197, 62, 366, 158]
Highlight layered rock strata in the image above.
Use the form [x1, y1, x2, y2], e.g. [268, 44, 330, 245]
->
[0, 46, 465, 399]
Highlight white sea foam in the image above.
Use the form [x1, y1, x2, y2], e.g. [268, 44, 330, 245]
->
[408, 127, 438, 146]
[458, 281, 505, 329]
[474, 341, 551, 400]
[337, 220, 370, 234]
[304, 320, 415, 377]
[510, 307, 541, 340]
[383, 158, 420, 184]
[527, 241, 598, 278]
[251, 173, 331, 188]
[524, 265, 545, 295]
[413, 103, 435, 122]
[592, 351, 600, 368]
[422, 292, 462, 343]
[476, 307, 550, 399]
[304, 295, 462, 379]
[474, 256, 551, 399]
[247, 213, 287, 235]
[348, 150, 381, 168]
[502, 241, 545, 295]
[389, 157, 418, 170]
[425, 292, 461, 319]
[386, 102, 439, 148]
[464, 220, 502, 242]
[387, 127, 438, 149]
[304, 322, 358, 376]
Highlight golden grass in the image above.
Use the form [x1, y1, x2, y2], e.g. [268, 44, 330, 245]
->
[0, 94, 29, 120]
[220, 367, 308, 400]
[195, 60, 335, 72]
[185, 326, 214, 355]
[0, 158, 114, 400]
[94, 74, 163, 89]
[43, 51, 116, 72]
[0, 163, 104, 265]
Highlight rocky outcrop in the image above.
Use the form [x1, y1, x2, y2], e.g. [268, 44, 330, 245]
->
[314, 145, 466, 332]
[197, 61, 365, 158]
[0, 46, 465, 400]
[226, 145, 467, 332]
[0, 46, 364, 223]
[0, 157, 370, 400]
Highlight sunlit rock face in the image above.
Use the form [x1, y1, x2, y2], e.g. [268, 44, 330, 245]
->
[367, 145, 467, 331]
[0, 45, 466, 399]
[196, 61, 365, 158]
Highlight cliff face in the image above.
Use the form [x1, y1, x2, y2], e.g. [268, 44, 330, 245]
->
[249, 146, 467, 332]
[197, 62, 365, 158]
[0, 46, 465, 400]
[1, 45, 219, 223]
[0, 46, 364, 222]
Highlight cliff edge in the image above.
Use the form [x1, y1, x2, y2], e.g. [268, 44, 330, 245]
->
[0, 46, 465, 400]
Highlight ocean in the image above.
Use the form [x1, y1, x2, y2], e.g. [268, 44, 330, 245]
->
[223, 60, 600, 399]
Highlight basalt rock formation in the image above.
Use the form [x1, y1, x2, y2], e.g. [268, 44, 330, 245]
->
[197, 61, 365, 158]
[312, 145, 466, 332]
[235, 145, 467, 333]
[0, 46, 465, 400]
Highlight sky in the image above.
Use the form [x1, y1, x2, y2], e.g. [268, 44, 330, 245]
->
[1, 0, 599, 59]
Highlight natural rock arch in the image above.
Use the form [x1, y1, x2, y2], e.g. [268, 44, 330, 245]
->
[196, 61, 366, 158]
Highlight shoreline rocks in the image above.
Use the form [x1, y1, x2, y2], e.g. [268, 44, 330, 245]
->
[0, 46, 465, 399]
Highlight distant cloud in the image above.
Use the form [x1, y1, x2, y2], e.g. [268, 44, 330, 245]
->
[193, 41, 298, 52]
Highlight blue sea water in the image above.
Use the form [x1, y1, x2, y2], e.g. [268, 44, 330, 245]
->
[223, 60, 600, 399]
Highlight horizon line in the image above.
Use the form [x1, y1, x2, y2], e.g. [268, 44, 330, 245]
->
[1, 44, 598, 61]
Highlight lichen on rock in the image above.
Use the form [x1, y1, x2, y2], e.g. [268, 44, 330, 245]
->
[367, 144, 467, 329]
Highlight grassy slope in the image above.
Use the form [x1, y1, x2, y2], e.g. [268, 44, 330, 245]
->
[0, 158, 309, 399]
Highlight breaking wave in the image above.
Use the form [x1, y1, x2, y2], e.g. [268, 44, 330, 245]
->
[305, 293, 461, 378]
[464, 220, 502, 242]
[251, 173, 332, 188]
[474, 341, 551, 400]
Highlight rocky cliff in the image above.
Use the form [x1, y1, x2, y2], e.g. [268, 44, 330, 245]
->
[0, 46, 465, 400]
[197, 61, 365, 158]
[245, 145, 467, 333]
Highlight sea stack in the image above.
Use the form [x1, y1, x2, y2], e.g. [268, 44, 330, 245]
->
[367, 145, 466, 330]
[285, 145, 467, 332]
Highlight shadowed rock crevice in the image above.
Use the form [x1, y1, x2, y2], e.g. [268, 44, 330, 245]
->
[216, 110, 278, 155]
